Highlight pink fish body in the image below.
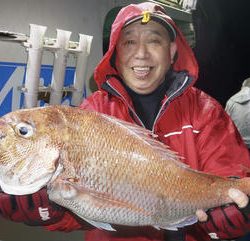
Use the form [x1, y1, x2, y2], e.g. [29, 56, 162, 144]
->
[0, 105, 249, 231]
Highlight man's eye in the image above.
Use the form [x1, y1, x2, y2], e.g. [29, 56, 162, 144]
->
[148, 39, 160, 44]
[124, 40, 136, 46]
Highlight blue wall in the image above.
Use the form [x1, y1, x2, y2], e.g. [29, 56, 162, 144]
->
[0, 61, 80, 116]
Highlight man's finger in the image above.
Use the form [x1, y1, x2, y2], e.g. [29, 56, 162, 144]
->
[228, 188, 249, 208]
[196, 209, 208, 222]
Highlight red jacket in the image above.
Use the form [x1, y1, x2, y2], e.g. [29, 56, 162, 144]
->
[47, 2, 250, 241]
[79, 79, 250, 241]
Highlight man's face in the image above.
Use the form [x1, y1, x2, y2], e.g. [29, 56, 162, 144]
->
[116, 20, 177, 94]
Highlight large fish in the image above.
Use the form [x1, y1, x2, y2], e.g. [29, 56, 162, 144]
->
[0, 105, 249, 231]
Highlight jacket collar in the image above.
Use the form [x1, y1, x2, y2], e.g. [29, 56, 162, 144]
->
[102, 71, 193, 106]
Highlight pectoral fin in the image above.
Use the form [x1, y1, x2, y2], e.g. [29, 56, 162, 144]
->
[49, 178, 153, 230]
[61, 179, 152, 217]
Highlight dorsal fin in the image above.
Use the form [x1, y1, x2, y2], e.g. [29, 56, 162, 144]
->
[100, 113, 189, 169]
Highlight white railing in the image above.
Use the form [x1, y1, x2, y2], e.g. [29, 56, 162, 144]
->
[0, 23, 93, 108]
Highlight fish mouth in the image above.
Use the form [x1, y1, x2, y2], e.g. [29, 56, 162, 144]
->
[0, 174, 54, 195]
[0, 153, 63, 196]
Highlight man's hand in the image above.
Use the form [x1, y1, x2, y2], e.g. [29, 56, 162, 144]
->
[196, 188, 249, 222]
[0, 188, 65, 226]
[197, 188, 250, 240]
[0, 188, 90, 232]
[228, 188, 249, 208]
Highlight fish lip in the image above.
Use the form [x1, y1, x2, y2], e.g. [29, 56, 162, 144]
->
[0, 175, 53, 195]
[48, 162, 64, 184]
[0, 154, 62, 195]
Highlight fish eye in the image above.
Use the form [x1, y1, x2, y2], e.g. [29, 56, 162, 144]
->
[15, 122, 34, 138]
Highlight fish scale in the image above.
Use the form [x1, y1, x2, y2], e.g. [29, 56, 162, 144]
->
[0, 105, 250, 231]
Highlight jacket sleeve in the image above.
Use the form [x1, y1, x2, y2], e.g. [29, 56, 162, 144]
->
[194, 91, 250, 177]
[79, 91, 129, 119]
[45, 211, 92, 232]
[79, 91, 110, 113]
[79, 93, 101, 111]
[197, 203, 250, 240]
[193, 91, 250, 239]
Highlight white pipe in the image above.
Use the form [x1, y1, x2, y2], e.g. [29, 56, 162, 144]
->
[71, 34, 93, 106]
[49, 29, 71, 105]
[180, 0, 197, 10]
[24, 24, 47, 108]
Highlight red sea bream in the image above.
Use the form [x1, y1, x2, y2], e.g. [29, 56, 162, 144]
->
[0, 105, 250, 231]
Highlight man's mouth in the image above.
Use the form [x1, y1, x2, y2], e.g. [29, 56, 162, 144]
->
[132, 66, 152, 79]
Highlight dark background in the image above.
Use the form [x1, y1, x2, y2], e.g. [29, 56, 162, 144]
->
[193, 0, 250, 106]
[102, 0, 250, 106]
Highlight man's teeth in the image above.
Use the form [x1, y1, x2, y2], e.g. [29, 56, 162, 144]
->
[132, 67, 151, 78]
[133, 67, 151, 76]
[133, 67, 150, 71]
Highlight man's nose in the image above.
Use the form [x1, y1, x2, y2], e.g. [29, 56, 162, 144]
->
[134, 43, 149, 59]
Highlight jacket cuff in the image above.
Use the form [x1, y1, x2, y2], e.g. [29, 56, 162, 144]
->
[44, 211, 88, 232]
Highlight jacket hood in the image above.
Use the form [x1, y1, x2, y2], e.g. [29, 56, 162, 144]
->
[94, 2, 198, 89]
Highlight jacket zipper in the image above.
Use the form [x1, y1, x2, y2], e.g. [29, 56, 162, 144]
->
[106, 74, 189, 134]
[152, 75, 189, 133]
[106, 81, 146, 128]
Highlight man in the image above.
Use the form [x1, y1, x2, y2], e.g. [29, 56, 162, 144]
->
[0, 2, 250, 241]
[225, 77, 250, 150]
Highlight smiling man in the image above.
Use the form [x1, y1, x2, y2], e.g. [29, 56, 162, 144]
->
[1, 2, 250, 241]
[115, 19, 176, 95]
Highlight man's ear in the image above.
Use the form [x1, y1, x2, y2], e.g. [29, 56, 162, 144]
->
[170, 42, 177, 64]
